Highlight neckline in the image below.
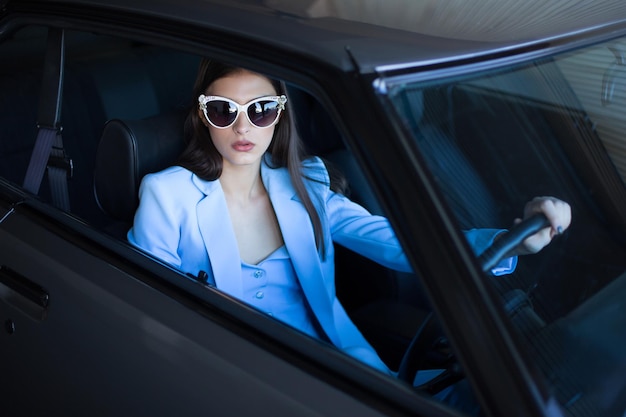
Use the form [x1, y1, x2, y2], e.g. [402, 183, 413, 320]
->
[241, 245, 288, 266]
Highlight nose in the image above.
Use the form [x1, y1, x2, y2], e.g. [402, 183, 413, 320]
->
[232, 110, 251, 133]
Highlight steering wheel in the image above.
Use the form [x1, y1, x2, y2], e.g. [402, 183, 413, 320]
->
[477, 213, 550, 273]
[396, 214, 551, 389]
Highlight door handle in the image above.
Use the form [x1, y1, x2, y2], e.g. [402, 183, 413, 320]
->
[0, 265, 49, 321]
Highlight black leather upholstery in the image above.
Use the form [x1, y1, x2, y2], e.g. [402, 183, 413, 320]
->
[94, 111, 186, 223]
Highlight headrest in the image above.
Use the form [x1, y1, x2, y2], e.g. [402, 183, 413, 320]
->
[94, 111, 186, 222]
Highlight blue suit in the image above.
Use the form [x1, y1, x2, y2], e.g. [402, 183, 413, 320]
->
[128, 156, 512, 373]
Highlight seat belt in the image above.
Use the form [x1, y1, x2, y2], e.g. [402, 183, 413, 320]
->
[22, 27, 72, 211]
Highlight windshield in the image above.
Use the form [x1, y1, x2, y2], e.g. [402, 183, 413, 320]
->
[386, 36, 626, 416]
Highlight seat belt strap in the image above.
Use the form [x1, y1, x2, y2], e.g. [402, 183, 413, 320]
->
[48, 133, 72, 210]
[23, 128, 56, 194]
[22, 28, 71, 211]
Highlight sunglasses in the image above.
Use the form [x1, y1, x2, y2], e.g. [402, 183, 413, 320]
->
[198, 94, 287, 129]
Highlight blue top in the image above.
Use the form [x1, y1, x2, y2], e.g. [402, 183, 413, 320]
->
[241, 245, 322, 339]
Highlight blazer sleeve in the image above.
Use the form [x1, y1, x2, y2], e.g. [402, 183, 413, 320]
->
[325, 190, 414, 272]
[310, 157, 517, 275]
[127, 172, 184, 268]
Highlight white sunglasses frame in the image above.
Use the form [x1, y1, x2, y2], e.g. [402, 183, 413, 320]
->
[198, 94, 287, 129]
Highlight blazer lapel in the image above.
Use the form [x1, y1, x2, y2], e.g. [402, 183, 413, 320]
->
[194, 176, 243, 299]
[262, 162, 341, 346]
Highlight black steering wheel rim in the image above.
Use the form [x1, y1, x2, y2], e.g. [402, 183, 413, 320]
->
[477, 213, 550, 273]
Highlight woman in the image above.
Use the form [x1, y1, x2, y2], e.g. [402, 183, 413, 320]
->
[128, 59, 571, 374]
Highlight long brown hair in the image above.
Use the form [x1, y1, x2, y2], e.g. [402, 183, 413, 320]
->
[177, 59, 335, 255]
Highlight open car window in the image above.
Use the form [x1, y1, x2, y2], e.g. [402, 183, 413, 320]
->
[385, 34, 626, 416]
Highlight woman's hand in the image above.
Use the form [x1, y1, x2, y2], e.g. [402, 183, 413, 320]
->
[514, 196, 572, 255]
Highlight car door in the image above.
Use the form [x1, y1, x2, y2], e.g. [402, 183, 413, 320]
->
[0, 180, 418, 417]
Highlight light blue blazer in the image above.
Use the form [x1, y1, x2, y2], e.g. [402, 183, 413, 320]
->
[128, 156, 512, 374]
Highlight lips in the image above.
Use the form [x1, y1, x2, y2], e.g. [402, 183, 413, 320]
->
[232, 140, 254, 152]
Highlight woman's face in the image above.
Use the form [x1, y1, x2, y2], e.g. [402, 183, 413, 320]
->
[200, 70, 279, 171]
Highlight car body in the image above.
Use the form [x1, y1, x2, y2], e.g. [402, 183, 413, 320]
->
[1, 0, 626, 416]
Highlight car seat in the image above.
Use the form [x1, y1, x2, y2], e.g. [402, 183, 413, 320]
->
[93, 110, 187, 238]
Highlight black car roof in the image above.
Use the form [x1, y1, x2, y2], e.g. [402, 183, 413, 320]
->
[5, 0, 626, 74]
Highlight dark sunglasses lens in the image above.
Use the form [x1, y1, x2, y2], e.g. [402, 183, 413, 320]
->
[206, 100, 237, 127]
[247, 100, 280, 127]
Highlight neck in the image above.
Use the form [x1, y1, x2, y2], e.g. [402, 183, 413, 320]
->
[219, 161, 264, 203]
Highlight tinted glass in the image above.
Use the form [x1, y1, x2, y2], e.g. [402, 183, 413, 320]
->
[387, 34, 626, 416]
[248, 99, 280, 127]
